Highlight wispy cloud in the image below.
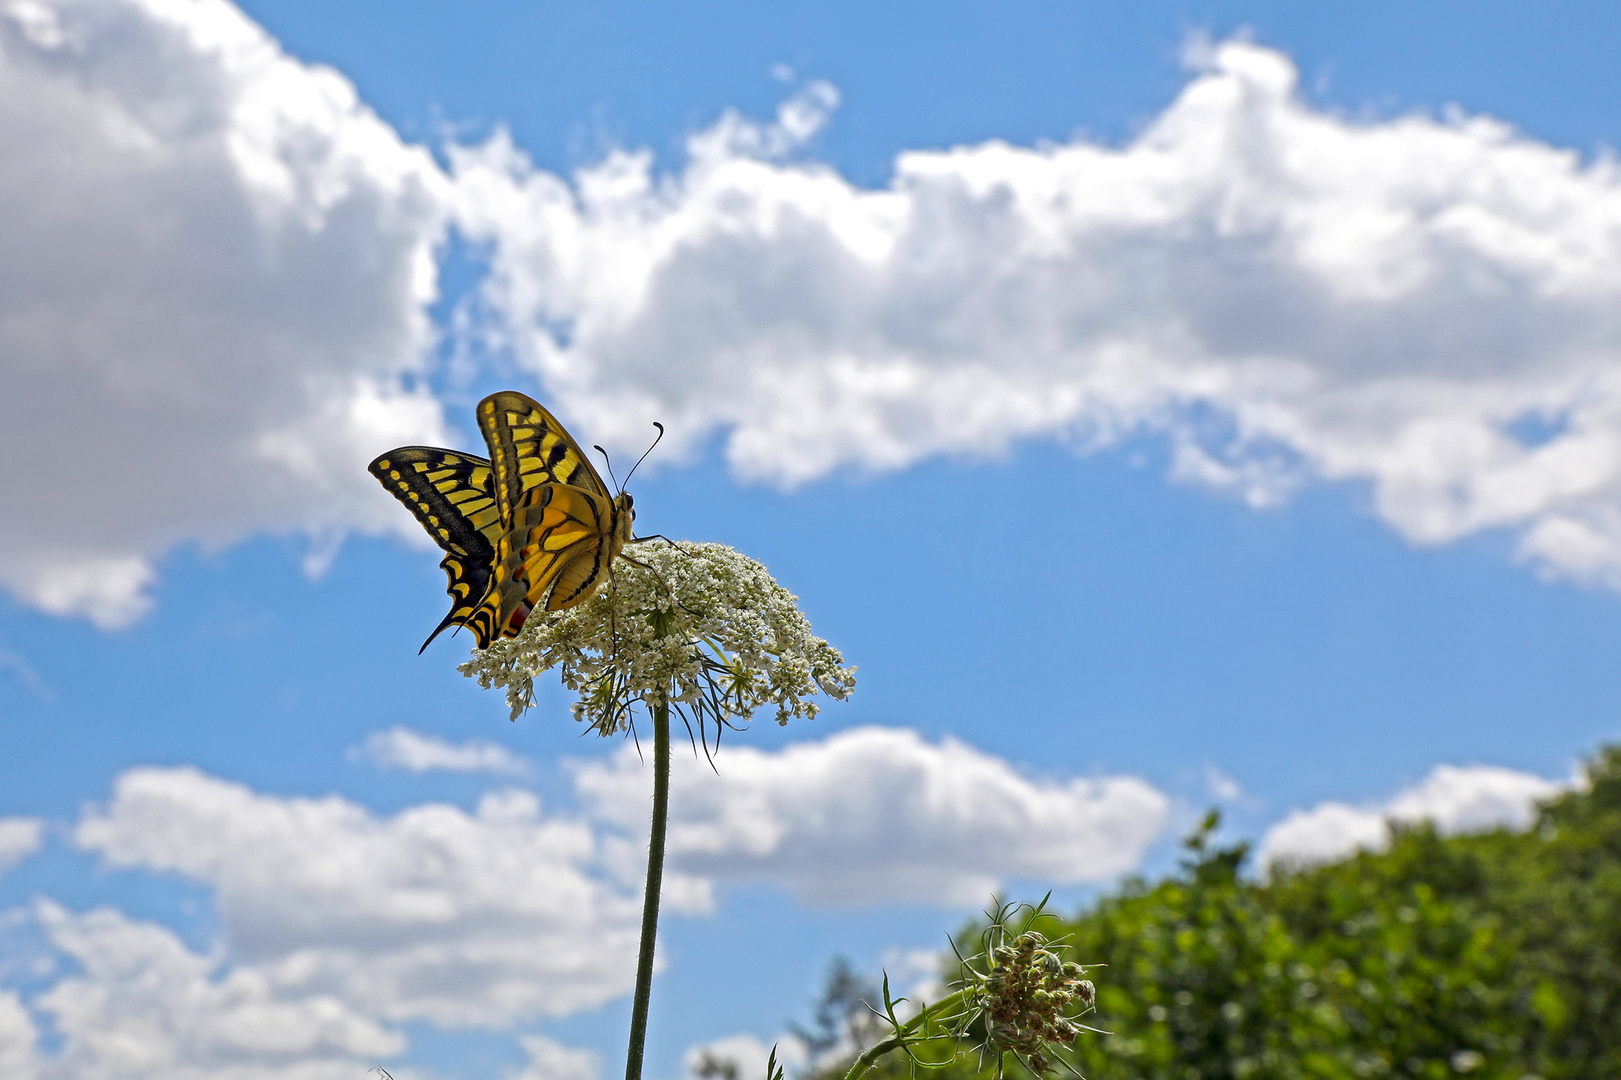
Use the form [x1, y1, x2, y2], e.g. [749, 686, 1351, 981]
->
[507, 1034, 602, 1080]
[351, 726, 532, 777]
[0, 989, 35, 1080]
[684, 1032, 805, 1080]
[30, 899, 401, 1080]
[74, 766, 637, 1028]
[0, 650, 52, 701]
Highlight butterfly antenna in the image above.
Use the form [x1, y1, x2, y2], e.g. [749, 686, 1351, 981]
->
[622, 422, 664, 489]
[593, 445, 621, 493]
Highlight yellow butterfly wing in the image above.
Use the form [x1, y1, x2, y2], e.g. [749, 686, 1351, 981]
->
[369, 392, 636, 651]
[476, 390, 612, 521]
[466, 482, 633, 642]
[367, 447, 503, 651]
[469, 392, 635, 641]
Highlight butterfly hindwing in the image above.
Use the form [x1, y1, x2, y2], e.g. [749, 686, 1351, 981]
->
[513, 483, 625, 613]
[367, 447, 504, 651]
[474, 481, 629, 640]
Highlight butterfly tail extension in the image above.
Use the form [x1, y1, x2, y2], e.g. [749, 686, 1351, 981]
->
[418, 608, 467, 655]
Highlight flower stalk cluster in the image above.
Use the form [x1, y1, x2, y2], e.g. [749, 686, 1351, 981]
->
[840, 900, 1102, 1080]
[460, 540, 855, 735]
[976, 929, 1096, 1075]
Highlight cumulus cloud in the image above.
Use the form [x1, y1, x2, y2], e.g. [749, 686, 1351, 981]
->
[74, 767, 643, 1027]
[1258, 762, 1566, 868]
[684, 1032, 804, 1080]
[453, 40, 1621, 590]
[13, 3, 1621, 625]
[0, 818, 42, 876]
[0, 989, 35, 1080]
[351, 725, 532, 777]
[504, 1034, 601, 1080]
[12, 729, 1164, 1075]
[0, 0, 453, 626]
[574, 726, 1170, 904]
[30, 900, 401, 1080]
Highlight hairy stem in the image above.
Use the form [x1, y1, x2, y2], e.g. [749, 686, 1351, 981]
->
[625, 697, 671, 1080]
[841, 988, 973, 1080]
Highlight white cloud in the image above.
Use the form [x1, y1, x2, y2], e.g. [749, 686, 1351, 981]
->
[0, 650, 53, 701]
[0, 0, 454, 626]
[0, 818, 43, 876]
[0, 988, 36, 1080]
[19, 732, 1162, 1076]
[574, 726, 1170, 905]
[684, 1032, 805, 1080]
[74, 767, 643, 1027]
[504, 1034, 600, 1080]
[351, 726, 532, 777]
[30, 900, 401, 1080]
[451, 40, 1621, 590]
[879, 945, 948, 1004]
[1203, 764, 1247, 804]
[1259, 762, 1565, 868]
[14, 6, 1621, 624]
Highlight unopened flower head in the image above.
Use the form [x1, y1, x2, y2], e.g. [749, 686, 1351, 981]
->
[978, 929, 1094, 1072]
[460, 540, 855, 734]
[946, 901, 1101, 1077]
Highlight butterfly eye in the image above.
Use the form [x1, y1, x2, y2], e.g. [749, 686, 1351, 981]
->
[623, 493, 635, 510]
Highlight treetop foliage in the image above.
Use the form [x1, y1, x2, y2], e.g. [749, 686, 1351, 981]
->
[815, 744, 1621, 1080]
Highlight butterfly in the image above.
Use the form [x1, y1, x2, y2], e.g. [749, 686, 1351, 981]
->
[369, 391, 639, 652]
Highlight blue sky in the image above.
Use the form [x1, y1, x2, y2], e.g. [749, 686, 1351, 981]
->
[2, 2, 1620, 1078]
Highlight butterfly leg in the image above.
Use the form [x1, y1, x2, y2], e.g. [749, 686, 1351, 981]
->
[619, 552, 676, 597]
[630, 534, 697, 556]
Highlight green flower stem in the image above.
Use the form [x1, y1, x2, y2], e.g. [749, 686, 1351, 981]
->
[841, 988, 973, 1080]
[624, 697, 671, 1080]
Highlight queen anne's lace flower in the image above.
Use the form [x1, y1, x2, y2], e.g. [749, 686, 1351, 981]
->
[460, 541, 855, 733]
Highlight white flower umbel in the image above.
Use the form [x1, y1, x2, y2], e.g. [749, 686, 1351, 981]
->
[460, 540, 854, 1080]
[460, 541, 855, 732]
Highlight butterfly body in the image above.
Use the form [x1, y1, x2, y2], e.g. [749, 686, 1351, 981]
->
[368, 392, 637, 651]
[474, 483, 636, 642]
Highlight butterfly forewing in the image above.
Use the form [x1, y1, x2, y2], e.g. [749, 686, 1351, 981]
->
[476, 391, 611, 528]
[368, 447, 505, 650]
